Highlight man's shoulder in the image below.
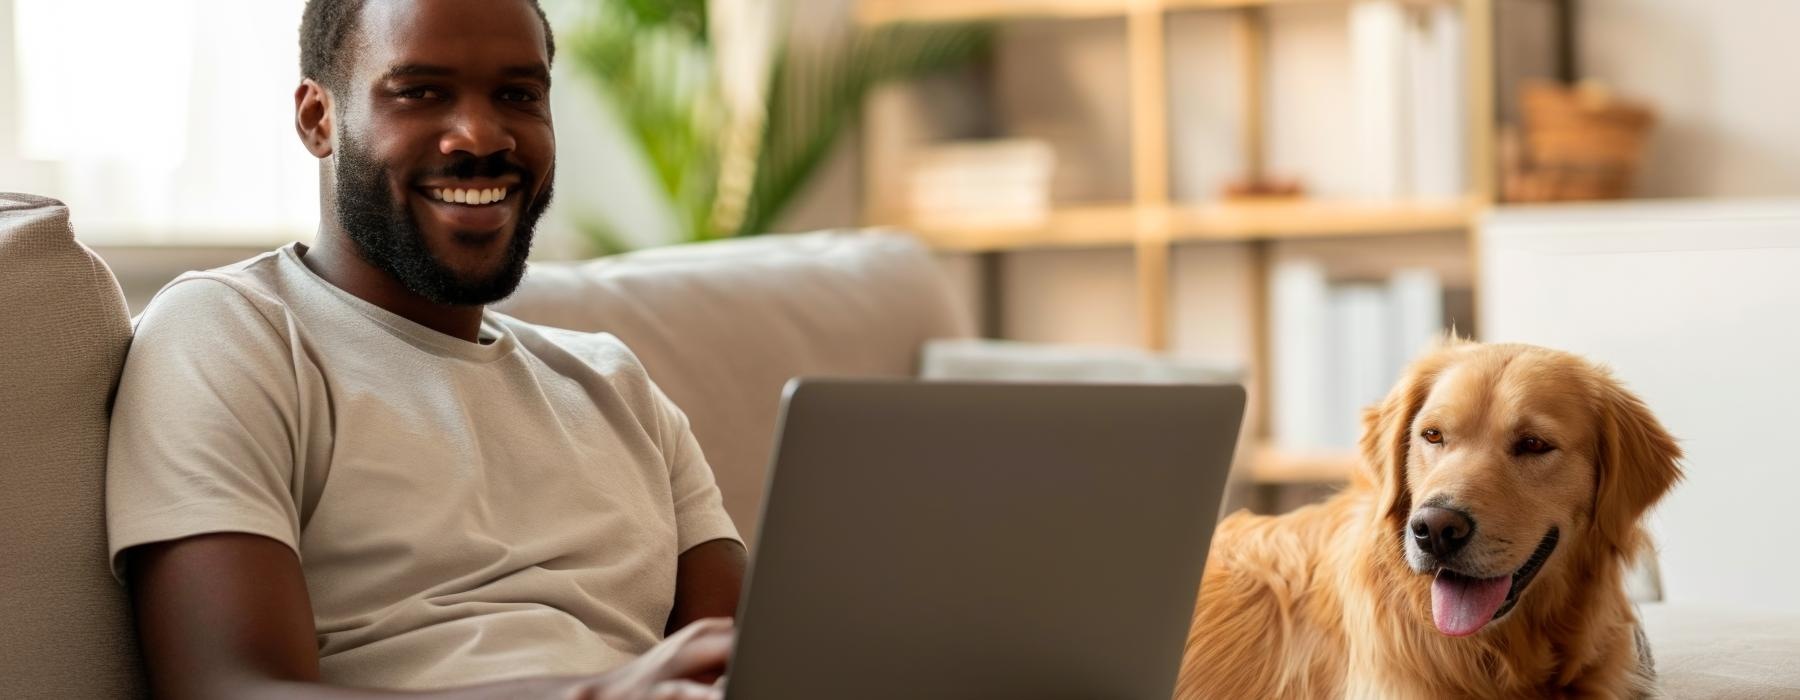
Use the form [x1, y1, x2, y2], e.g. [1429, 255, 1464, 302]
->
[134, 250, 293, 345]
[500, 318, 666, 391]
[504, 318, 641, 370]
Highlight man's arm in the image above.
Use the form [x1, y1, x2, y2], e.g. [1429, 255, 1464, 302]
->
[129, 533, 732, 700]
[666, 538, 748, 636]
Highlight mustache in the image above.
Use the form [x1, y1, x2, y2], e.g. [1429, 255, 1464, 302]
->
[422, 152, 532, 183]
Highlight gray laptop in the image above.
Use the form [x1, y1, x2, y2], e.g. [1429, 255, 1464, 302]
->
[724, 379, 1245, 700]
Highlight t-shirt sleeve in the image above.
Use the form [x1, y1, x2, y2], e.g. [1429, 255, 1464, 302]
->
[649, 382, 743, 553]
[106, 277, 303, 582]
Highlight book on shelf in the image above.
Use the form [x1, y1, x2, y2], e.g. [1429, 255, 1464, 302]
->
[1351, 0, 1407, 201]
[906, 139, 1056, 230]
[1409, 2, 1467, 200]
[1271, 259, 1446, 452]
[1351, 0, 1467, 201]
[1271, 260, 1333, 450]
[1329, 282, 1391, 448]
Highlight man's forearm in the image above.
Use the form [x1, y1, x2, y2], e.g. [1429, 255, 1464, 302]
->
[199, 675, 582, 700]
[668, 538, 748, 635]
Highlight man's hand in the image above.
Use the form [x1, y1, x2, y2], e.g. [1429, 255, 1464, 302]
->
[559, 618, 735, 700]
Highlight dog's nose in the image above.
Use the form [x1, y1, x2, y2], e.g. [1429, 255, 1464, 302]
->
[1410, 506, 1475, 559]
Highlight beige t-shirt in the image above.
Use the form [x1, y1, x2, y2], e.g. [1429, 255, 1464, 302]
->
[106, 242, 741, 690]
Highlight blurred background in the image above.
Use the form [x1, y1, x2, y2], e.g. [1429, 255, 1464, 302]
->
[3, 0, 1797, 522]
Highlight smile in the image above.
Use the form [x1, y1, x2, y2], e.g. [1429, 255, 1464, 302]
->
[425, 186, 512, 206]
[411, 184, 520, 234]
[1489, 527, 1561, 619]
[1432, 526, 1561, 635]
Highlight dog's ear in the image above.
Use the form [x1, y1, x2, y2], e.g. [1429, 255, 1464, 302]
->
[1358, 346, 1458, 521]
[1591, 375, 1683, 552]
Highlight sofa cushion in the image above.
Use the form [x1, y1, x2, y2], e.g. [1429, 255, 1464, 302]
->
[1640, 603, 1800, 698]
[497, 231, 972, 541]
[0, 193, 145, 697]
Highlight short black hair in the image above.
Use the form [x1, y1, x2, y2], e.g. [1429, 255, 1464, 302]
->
[300, 0, 556, 91]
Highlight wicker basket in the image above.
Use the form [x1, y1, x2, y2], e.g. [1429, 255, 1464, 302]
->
[1502, 81, 1657, 202]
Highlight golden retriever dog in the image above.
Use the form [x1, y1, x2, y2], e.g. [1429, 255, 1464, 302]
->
[1178, 340, 1682, 699]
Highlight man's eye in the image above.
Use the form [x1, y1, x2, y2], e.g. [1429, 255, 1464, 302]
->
[1515, 436, 1554, 455]
[499, 88, 542, 103]
[1421, 429, 1443, 445]
[397, 87, 442, 100]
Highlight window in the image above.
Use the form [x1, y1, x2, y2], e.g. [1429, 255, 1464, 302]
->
[5, 0, 316, 245]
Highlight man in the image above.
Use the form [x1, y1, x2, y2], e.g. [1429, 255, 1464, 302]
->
[105, 1, 746, 697]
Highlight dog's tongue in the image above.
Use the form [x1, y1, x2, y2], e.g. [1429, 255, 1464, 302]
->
[1432, 571, 1511, 637]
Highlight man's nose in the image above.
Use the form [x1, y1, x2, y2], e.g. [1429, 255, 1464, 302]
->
[440, 103, 516, 158]
[1410, 505, 1475, 559]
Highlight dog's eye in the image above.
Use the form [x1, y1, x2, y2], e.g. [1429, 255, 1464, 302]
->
[1514, 436, 1554, 455]
[1421, 429, 1443, 444]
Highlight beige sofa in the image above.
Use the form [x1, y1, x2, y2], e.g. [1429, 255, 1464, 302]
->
[5, 192, 1795, 697]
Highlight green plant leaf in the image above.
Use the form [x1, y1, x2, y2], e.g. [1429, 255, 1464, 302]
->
[567, 1, 988, 248]
[568, 1, 724, 245]
[620, 0, 709, 39]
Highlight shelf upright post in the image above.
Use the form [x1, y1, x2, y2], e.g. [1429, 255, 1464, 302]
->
[1235, 4, 1272, 443]
[1128, 0, 1173, 351]
[1463, 0, 1496, 340]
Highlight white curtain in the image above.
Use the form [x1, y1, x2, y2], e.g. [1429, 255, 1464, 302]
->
[9, 0, 316, 244]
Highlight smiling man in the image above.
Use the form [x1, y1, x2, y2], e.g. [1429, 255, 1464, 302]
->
[104, 1, 746, 698]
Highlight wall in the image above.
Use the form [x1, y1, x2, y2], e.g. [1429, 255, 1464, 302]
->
[1481, 198, 1800, 612]
[1580, 0, 1800, 198]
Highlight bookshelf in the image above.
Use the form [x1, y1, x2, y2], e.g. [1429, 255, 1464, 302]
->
[859, 0, 1462, 26]
[858, 0, 1513, 490]
[1247, 443, 1362, 484]
[901, 198, 1480, 251]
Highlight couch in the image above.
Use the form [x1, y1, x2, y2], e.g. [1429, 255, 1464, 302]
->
[4, 191, 1795, 697]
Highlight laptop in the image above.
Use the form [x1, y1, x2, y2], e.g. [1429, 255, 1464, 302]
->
[724, 379, 1245, 699]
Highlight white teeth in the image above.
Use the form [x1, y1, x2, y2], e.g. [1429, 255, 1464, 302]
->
[430, 187, 509, 205]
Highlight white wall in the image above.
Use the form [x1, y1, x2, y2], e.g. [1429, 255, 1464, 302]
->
[1580, 0, 1800, 198]
[1480, 199, 1800, 612]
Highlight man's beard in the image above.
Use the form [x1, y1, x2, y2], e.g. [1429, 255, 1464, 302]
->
[333, 133, 553, 306]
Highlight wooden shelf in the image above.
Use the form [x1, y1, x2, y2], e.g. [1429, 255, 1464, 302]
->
[1246, 443, 1358, 484]
[858, 0, 1447, 26]
[896, 204, 1139, 252]
[1173, 198, 1480, 241]
[859, 0, 1132, 25]
[891, 199, 1479, 252]
[859, 0, 1510, 513]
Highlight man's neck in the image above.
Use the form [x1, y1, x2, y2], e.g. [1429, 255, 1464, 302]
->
[298, 236, 488, 344]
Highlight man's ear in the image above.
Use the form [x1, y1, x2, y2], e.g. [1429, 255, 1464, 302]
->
[295, 78, 334, 158]
[1591, 373, 1683, 554]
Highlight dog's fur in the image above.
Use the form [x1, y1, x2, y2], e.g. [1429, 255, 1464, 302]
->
[1178, 341, 1682, 699]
